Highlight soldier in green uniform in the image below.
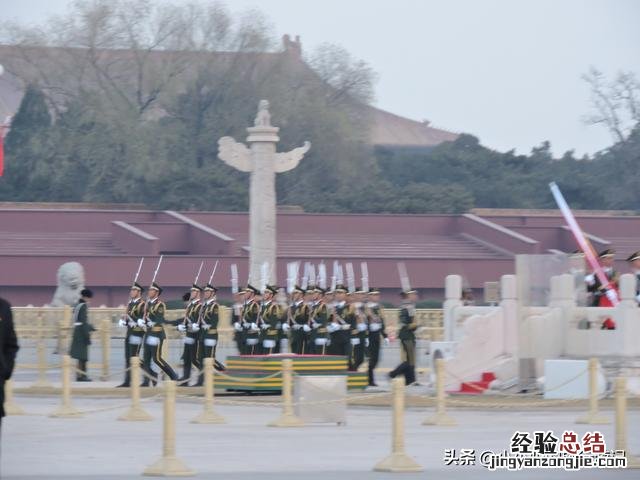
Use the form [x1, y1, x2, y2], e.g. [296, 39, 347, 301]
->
[259, 285, 282, 355]
[69, 289, 95, 381]
[351, 287, 368, 371]
[117, 282, 146, 387]
[194, 283, 225, 385]
[327, 285, 352, 362]
[231, 289, 246, 354]
[288, 286, 310, 354]
[141, 282, 178, 386]
[366, 287, 388, 386]
[177, 284, 203, 385]
[309, 286, 330, 354]
[242, 285, 261, 355]
[389, 289, 418, 385]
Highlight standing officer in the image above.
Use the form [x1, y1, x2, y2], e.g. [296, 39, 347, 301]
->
[351, 288, 368, 371]
[194, 283, 225, 386]
[141, 282, 178, 386]
[117, 282, 146, 387]
[69, 289, 95, 381]
[585, 249, 619, 306]
[289, 286, 310, 354]
[231, 289, 246, 354]
[328, 285, 352, 361]
[366, 287, 388, 386]
[177, 284, 203, 385]
[389, 289, 418, 385]
[260, 285, 282, 355]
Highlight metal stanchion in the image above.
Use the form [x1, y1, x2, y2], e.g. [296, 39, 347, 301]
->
[373, 377, 423, 472]
[118, 356, 153, 421]
[100, 317, 111, 381]
[191, 358, 225, 424]
[33, 313, 53, 388]
[268, 358, 304, 427]
[143, 380, 196, 477]
[615, 377, 640, 468]
[576, 358, 609, 424]
[422, 358, 456, 426]
[4, 379, 25, 415]
[49, 355, 82, 418]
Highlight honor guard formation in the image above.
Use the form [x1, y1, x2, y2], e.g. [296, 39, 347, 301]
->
[110, 259, 418, 387]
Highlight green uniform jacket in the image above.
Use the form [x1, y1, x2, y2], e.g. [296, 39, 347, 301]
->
[145, 299, 169, 339]
[367, 304, 388, 341]
[201, 301, 219, 339]
[310, 302, 329, 341]
[126, 298, 146, 336]
[243, 301, 260, 341]
[398, 304, 417, 341]
[69, 300, 95, 361]
[260, 301, 282, 341]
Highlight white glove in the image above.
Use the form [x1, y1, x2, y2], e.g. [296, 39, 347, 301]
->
[365, 338, 369, 347]
[234, 322, 243, 332]
[191, 323, 200, 332]
[118, 318, 127, 328]
[341, 324, 351, 330]
[605, 289, 617, 303]
[177, 324, 186, 332]
[311, 321, 319, 329]
[147, 320, 155, 327]
[250, 323, 258, 331]
[281, 323, 290, 332]
[302, 324, 311, 333]
[260, 323, 269, 330]
[202, 323, 211, 330]
[128, 320, 136, 328]
[357, 323, 367, 332]
[293, 323, 302, 330]
[137, 319, 146, 328]
[585, 274, 595, 286]
[384, 337, 390, 346]
[329, 322, 340, 333]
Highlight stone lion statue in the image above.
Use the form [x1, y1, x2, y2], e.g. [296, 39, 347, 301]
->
[50, 262, 85, 307]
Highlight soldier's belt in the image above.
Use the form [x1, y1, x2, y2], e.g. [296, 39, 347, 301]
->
[267, 329, 278, 335]
[150, 326, 164, 332]
[207, 329, 218, 334]
[318, 328, 327, 333]
[351, 329, 359, 335]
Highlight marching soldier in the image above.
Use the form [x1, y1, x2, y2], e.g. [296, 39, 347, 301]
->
[259, 285, 282, 355]
[117, 282, 146, 387]
[231, 289, 246, 354]
[389, 289, 418, 385]
[289, 286, 310, 354]
[351, 287, 368, 371]
[242, 285, 261, 355]
[194, 283, 225, 386]
[585, 249, 619, 307]
[141, 282, 178, 386]
[585, 249, 619, 329]
[626, 250, 640, 305]
[327, 285, 352, 363]
[366, 287, 388, 387]
[309, 286, 330, 354]
[69, 289, 95, 381]
[177, 284, 203, 385]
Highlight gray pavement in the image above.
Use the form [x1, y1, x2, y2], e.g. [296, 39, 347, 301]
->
[2, 395, 638, 479]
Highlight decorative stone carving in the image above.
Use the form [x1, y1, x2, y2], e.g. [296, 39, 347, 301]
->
[50, 262, 85, 307]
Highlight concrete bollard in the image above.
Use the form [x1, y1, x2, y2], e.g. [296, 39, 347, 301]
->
[576, 358, 610, 424]
[191, 358, 225, 424]
[423, 358, 456, 426]
[4, 379, 25, 415]
[374, 377, 423, 472]
[100, 317, 111, 381]
[118, 356, 153, 421]
[143, 380, 196, 477]
[614, 377, 640, 468]
[49, 355, 82, 418]
[268, 358, 304, 427]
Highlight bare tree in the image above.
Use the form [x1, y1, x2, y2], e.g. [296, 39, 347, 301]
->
[583, 67, 640, 143]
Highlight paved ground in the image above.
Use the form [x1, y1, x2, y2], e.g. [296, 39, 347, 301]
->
[2, 394, 638, 479]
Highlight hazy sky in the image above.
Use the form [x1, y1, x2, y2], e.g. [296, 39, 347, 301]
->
[3, 0, 640, 156]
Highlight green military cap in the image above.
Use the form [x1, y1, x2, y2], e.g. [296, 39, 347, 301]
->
[293, 285, 305, 294]
[131, 282, 145, 293]
[150, 282, 163, 294]
[599, 249, 615, 258]
[190, 283, 203, 292]
[245, 284, 260, 295]
[204, 283, 218, 292]
[334, 284, 348, 293]
[264, 285, 278, 295]
[368, 287, 380, 295]
[626, 251, 640, 262]
[314, 286, 327, 294]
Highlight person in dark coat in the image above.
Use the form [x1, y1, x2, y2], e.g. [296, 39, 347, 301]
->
[69, 289, 95, 381]
[389, 290, 419, 385]
[0, 298, 20, 423]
